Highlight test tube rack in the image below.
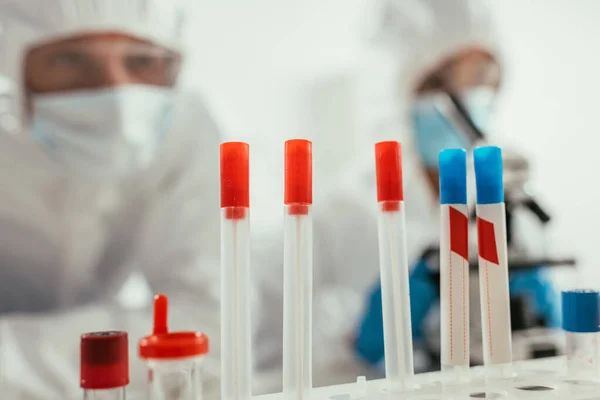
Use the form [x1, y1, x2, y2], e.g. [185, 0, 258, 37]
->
[219, 142, 597, 400]
[253, 357, 600, 400]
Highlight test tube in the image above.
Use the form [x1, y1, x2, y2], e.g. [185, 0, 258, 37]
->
[220, 142, 253, 400]
[562, 290, 600, 380]
[139, 294, 209, 400]
[473, 146, 513, 379]
[374, 141, 414, 391]
[439, 149, 470, 383]
[282, 139, 313, 400]
[80, 331, 129, 400]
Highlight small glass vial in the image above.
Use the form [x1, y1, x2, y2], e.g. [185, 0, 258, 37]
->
[139, 294, 209, 400]
[80, 331, 129, 400]
[562, 290, 600, 380]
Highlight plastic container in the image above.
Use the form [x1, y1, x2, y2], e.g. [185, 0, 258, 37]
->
[562, 290, 600, 380]
[80, 330, 129, 400]
[139, 294, 209, 400]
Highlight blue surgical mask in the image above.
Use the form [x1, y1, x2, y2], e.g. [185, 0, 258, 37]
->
[411, 87, 495, 168]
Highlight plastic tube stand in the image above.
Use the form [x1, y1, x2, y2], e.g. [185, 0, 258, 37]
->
[253, 357, 600, 400]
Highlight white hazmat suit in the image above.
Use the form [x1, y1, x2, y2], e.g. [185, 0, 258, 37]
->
[0, 0, 245, 398]
[255, 0, 501, 388]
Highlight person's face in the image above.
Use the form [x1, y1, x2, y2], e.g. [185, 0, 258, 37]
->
[24, 33, 181, 95]
[414, 48, 501, 198]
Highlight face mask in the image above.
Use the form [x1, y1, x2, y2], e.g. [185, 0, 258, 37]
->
[30, 85, 174, 179]
[411, 87, 495, 168]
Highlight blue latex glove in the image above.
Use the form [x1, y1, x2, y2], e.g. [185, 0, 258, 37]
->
[354, 264, 560, 367]
[508, 268, 561, 328]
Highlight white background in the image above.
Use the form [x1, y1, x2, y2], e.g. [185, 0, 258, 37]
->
[180, 0, 600, 285]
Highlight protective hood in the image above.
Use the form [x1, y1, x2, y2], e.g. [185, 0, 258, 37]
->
[365, 0, 500, 89]
[0, 0, 190, 132]
[354, 0, 502, 218]
[358, 0, 501, 138]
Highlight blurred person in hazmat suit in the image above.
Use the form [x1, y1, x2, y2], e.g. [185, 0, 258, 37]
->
[255, 0, 559, 388]
[0, 0, 255, 398]
[348, 0, 560, 374]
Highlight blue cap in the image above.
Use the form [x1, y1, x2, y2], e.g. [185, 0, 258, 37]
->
[439, 149, 467, 204]
[473, 146, 504, 204]
[562, 290, 600, 333]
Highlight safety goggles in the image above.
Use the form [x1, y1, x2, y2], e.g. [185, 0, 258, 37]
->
[25, 34, 182, 94]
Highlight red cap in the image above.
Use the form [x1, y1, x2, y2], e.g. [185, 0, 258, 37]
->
[220, 142, 249, 210]
[80, 331, 129, 390]
[284, 139, 312, 214]
[139, 294, 209, 360]
[375, 141, 404, 204]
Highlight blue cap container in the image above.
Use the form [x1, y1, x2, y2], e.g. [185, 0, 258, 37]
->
[439, 149, 467, 205]
[562, 290, 600, 333]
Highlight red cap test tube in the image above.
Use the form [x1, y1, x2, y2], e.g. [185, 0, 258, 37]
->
[220, 142, 253, 400]
[374, 141, 414, 392]
[283, 139, 313, 400]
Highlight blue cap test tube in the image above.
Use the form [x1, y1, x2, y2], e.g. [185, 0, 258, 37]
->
[473, 146, 513, 379]
[562, 290, 600, 380]
[438, 149, 470, 384]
